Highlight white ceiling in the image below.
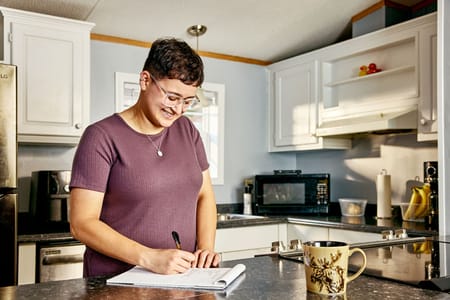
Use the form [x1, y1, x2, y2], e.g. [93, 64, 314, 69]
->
[0, 0, 426, 63]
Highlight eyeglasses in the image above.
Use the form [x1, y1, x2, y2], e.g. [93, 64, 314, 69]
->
[150, 74, 200, 109]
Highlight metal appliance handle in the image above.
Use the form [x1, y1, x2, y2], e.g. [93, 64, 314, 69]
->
[350, 236, 427, 249]
[42, 254, 83, 265]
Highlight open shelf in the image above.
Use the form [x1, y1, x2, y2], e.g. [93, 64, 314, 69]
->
[325, 65, 415, 87]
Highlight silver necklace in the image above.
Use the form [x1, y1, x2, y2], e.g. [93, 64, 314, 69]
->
[146, 129, 167, 157]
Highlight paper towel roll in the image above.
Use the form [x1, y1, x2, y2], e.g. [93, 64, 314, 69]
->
[376, 169, 392, 218]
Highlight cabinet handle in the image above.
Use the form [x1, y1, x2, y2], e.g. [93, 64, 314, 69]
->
[75, 123, 82, 129]
[420, 118, 427, 125]
[42, 254, 83, 265]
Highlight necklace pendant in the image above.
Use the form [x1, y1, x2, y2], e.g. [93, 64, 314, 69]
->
[157, 150, 163, 157]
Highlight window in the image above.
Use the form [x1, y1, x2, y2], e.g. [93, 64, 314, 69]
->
[185, 83, 225, 185]
[115, 72, 225, 184]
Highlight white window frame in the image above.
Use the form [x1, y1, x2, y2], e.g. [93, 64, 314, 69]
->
[114, 72, 225, 185]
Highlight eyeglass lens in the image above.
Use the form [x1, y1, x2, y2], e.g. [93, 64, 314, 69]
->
[151, 74, 199, 108]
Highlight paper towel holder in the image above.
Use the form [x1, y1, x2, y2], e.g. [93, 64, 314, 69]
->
[376, 168, 392, 219]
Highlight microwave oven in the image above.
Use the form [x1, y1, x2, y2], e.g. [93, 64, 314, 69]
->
[254, 171, 330, 215]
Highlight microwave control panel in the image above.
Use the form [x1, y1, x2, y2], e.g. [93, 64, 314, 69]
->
[316, 182, 329, 205]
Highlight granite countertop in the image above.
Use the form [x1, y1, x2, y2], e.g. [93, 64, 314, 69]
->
[216, 213, 437, 237]
[18, 213, 437, 243]
[2, 256, 449, 299]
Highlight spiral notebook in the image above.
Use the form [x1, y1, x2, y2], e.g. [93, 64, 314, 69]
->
[107, 264, 246, 290]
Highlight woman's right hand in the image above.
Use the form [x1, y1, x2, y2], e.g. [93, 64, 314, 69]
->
[140, 248, 196, 274]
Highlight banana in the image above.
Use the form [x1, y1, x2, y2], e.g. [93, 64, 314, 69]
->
[403, 184, 432, 220]
[412, 242, 422, 253]
[416, 184, 431, 218]
[421, 241, 432, 254]
[404, 187, 421, 220]
[414, 241, 432, 254]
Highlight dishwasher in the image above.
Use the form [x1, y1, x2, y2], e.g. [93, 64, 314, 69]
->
[37, 240, 85, 282]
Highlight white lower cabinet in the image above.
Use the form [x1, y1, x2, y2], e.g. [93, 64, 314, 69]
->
[287, 224, 329, 243]
[328, 228, 382, 244]
[18, 243, 36, 285]
[215, 224, 282, 261]
[216, 223, 384, 262]
[287, 224, 382, 245]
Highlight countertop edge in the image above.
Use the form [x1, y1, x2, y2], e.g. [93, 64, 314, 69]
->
[19, 215, 438, 243]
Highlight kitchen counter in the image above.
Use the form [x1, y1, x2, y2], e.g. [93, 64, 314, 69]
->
[18, 213, 437, 243]
[1, 256, 449, 299]
[216, 214, 437, 237]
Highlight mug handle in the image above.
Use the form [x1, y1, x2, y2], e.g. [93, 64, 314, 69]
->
[347, 248, 367, 282]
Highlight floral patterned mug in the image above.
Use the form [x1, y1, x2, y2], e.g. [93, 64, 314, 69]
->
[303, 241, 367, 295]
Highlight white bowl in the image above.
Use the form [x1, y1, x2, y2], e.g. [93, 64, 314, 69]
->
[339, 198, 367, 217]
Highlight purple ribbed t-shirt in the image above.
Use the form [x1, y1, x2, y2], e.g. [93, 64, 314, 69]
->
[70, 114, 209, 277]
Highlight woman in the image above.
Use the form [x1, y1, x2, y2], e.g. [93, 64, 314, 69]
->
[69, 38, 220, 277]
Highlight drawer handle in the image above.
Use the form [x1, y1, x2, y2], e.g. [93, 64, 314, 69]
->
[42, 254, 83, 265]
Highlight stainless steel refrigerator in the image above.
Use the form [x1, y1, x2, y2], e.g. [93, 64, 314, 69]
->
[0, 63, 18, 286]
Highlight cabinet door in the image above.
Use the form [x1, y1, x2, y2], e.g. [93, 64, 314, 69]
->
[272, 61, 319, 148]
[287, 224, 329, 243]
[215, 225, 280, 261]
[328, 228, 382, 244]
[268, 60, 351, 151]
[417, 23, 438, 141]
[18, 243, 36, 285]
[11, 22, 87, 140]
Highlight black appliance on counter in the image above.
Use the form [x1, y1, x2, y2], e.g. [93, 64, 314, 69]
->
[424, 161, 438, 230]
[254, 170, 330, 215]
[0, 63, 18, 287]
[28, 170, 85, 283]
[29, 170, 72, 232]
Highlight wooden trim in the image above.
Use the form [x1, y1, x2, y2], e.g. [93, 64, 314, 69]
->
[91, 33, 151, 48]
[351, 0, 412, 23]
[90, 33, 271, 66]
[352, 1, 387, 23]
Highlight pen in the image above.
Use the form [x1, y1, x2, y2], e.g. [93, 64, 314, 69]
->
[172, 231, 181, 249]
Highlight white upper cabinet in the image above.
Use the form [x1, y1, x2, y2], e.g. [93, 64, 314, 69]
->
[417, 20, 437, 141]
[268, 56, 351, 152]
[268, 12, 437, 152]
[318, 13, 436, 138]
[0, 7, 94, 145]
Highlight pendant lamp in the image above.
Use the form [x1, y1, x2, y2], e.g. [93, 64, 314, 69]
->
[187, 24, 208, 106]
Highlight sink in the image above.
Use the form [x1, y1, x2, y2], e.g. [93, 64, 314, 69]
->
[217, 213, 266, 221]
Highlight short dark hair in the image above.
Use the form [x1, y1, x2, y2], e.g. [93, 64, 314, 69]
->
[143, 38, 204, 87]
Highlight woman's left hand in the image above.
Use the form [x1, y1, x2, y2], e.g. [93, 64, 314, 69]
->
[192, 249, 220, 268]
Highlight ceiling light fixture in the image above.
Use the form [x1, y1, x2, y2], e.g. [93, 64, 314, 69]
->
[187, 24, 208, 106]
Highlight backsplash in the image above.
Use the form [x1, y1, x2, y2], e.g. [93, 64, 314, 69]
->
[295, 132, 437, 205]
[17, 145, 76, 212]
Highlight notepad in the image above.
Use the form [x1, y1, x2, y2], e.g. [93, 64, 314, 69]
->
[107, 264, 246, 290]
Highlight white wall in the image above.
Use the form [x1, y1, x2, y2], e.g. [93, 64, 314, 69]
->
[296, 134, 437, 204]
[17, 145, 76, 211]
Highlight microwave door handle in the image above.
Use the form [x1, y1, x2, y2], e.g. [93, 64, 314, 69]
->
[42, 254, 84, 265]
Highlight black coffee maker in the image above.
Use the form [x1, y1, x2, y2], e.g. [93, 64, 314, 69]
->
[424, 161, 438, 230]
[29, 170, 71, 230]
